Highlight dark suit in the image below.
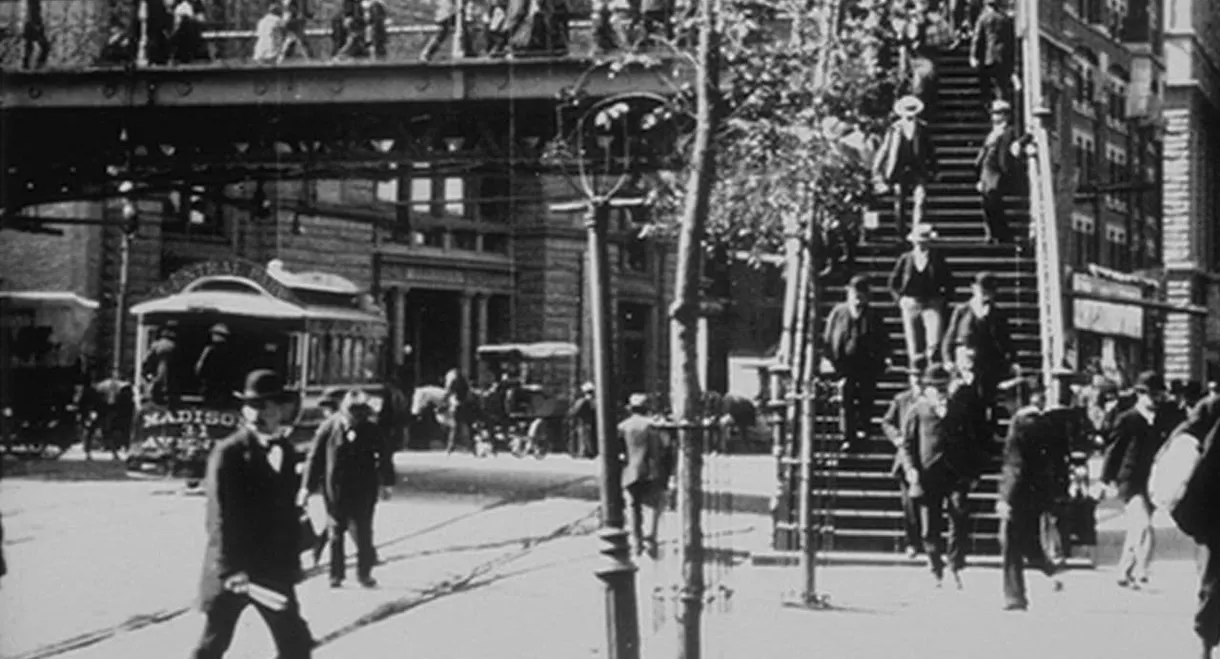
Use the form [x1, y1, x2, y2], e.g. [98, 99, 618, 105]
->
[195, 342, 235, 406]
[881, 387, 922, 550]
[873, 119, 938, 237]
[975, 124, 1020, 242]
[193, 428, 312, 659]
[823, 302, 890, 449]
[618, 412, 671, 551]
[998, 407, 1059, 608]
[970, 6, 1015, 106]
[304, 415, 394, 582]
[901, 391, 986, 577]
[942, 301, 1014, 417]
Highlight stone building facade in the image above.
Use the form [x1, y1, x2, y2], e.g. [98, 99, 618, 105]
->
[1160, 0, 1220, 382]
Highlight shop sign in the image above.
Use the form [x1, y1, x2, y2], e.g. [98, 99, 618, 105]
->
[1073, 298, 1143, 339]
[1072, 273, 1142, 301]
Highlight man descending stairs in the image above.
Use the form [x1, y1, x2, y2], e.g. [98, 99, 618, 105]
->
[774, 46, 1043, 558]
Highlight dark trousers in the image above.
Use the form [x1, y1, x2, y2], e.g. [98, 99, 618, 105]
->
[920, 472, 970, 576]
[951, 0, 981, 34]
[420, 16, 471, 60]
[329, 500, 376, 581]
[839, 376, 876, 448]
[980, 186, 1009, 242]
[22, 25, 50, 70]
[1198, 541, 1220, 649]
[191, 589, 313, 659]
[897, 473, 923, 550]
[980, 64, 1014, 108]
[1000, 508, 1056, 607]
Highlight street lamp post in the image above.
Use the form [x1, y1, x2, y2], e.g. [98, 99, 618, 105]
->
[549, 69, 691, 658]
[585, 198, 640, 659]
[112, 182, 138, 379]
[550, 194, 644, 659]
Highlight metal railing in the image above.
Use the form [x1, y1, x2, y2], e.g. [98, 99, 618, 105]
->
[1018, 0, 1067, 398]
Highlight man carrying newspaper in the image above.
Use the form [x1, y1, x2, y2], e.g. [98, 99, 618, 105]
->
[191, 370, 314, 659]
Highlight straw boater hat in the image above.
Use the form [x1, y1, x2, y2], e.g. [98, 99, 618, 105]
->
[627, 393, 650, 411]
[894, 95, 925, 118]
[990, 99, 1013, 115]
[907, 224, 937, 244]
[581, 381, 595, 394]
[209, 323, 230, 338]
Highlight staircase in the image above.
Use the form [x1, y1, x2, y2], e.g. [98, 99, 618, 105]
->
[773, 48, 1043, 556]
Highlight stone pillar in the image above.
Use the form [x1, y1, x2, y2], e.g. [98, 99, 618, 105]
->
[460, 291, 474, 377]
[393, 287, 408, 366]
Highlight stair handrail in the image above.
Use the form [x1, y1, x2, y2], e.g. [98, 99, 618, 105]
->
[1017, 0, 1067, 401]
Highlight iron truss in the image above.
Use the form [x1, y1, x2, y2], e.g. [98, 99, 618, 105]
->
[0, 56, 693, 215]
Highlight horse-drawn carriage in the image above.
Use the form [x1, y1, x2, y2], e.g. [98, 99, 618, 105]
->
[469, 342, 577, 458]
[0, 291, 98, 459]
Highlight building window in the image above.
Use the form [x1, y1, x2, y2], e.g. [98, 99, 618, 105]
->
[1073, 50, 1099, 115]
[162, 185, 226, 237]
[1105, 225, 1128, 269]
[385, 165, 510, 253]
[1071, 213, 1097, 267]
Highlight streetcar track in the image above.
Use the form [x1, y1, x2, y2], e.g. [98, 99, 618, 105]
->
[6, 474, 599, 659]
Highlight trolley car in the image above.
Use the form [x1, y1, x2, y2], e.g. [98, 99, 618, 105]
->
[124, 259, 388, 482]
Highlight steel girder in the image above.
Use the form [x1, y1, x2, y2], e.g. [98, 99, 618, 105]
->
[1, 56, 692, 211]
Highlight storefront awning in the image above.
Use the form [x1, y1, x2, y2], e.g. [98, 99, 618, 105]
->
[0, 290, 99, 310]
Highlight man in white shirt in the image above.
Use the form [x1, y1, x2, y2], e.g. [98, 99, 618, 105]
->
[253, 3, 286, 63]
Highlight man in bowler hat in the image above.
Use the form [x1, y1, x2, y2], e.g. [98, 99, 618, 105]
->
[191, 369, 313, 659]
[902, 363, 987, 588]
[996, 376, 1063, 610]
[943, 271, 1016, 424]
[301, 389, 394, 588]
[824, 274, 891, 452]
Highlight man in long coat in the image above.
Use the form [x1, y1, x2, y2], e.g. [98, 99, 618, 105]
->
[969, 0, 1015, 108]
[902, 364, 987, 588]
[823, 274, 891, 452]
[191, 369, 313, 659]
[302, 389, 394, 588]
[996, 377, 1063, 610]
[873, 95, 938, 239]
[1174, 395, 1220, 658]
[568, 382, 597, 459]
[974, 100, 1022, 243]
[142, 325, 179, 405]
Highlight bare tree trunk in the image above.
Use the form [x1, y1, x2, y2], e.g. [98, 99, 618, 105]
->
[671, 0, 717, 654]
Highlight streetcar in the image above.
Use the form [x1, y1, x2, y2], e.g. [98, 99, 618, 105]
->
[124, 259, 388, 483]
